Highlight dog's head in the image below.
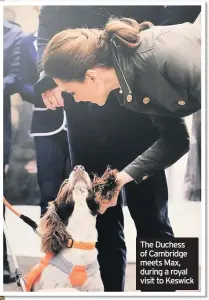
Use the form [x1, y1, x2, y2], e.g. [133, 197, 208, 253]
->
[39, 165, 99, 254]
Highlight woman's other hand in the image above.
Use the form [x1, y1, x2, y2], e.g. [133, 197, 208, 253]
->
[98, 171, 133, 214]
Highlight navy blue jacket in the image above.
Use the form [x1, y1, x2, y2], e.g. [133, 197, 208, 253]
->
[4, 20, 24, 165]
[4, 20, 23, 95]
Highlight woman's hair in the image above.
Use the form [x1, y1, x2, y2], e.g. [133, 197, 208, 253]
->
[43, 17, 152, 82]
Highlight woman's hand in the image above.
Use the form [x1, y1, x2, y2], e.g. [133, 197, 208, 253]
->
[42, 86, 64, 110]
[98, 171, 134, 214]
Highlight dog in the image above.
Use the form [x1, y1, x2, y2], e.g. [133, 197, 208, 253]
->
[26, 165, 104, 292]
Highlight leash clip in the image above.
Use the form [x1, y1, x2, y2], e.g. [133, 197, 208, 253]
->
[68, 238, 74, 248]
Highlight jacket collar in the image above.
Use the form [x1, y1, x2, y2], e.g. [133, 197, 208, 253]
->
[110, 37, 135, 106]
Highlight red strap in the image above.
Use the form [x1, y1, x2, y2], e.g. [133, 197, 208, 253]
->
[25, 253, 53, 291]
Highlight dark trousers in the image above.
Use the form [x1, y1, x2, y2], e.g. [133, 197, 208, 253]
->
[125, 172, 173, 238]
[34, 130, 70, 216]
[3, 166, 9, 269]
[96, 194, 126, 291]
[3, 204, 9, 269]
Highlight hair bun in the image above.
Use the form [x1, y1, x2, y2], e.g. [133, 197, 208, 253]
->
[104, 17, 142, 49]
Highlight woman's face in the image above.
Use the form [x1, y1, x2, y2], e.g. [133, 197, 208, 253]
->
[54, 68, 112, 106]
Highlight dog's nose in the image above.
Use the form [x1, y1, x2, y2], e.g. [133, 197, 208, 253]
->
[74, 165, 85, 171]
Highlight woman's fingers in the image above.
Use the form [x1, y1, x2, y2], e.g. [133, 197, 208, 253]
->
[54, 89, 64, 106]
[42, 87, 64, 110]
[42, 91, 56, 110]
[50, 93, 61, 108]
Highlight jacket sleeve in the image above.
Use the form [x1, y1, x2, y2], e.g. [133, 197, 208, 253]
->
[154, 30, 201, 103]
[4, 30, 23, 96]
[123, 115, 190, 183]
[18, 38, 37, 104]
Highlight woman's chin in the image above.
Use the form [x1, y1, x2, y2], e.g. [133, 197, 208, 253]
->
[97, 98, 107, 106]
[98, 102, 105, 107]
[89, 97, 106, 106]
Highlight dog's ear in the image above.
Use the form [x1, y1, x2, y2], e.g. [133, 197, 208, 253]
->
[86, 190, 100, 216]
[39, 181, 74, 254]
[39, 203, 70, 254]
[55, 181, 75, 225]
[56, 195, 75, 226]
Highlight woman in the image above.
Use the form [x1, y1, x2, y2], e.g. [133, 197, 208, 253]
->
[42, 15, 201, 213]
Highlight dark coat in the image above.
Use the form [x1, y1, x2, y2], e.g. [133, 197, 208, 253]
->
[113, 17, 201, 182]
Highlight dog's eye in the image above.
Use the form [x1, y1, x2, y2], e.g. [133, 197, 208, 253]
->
[81, 166, 85, 170]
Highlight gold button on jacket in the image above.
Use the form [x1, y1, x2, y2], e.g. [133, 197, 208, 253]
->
[178, 100, 185, 106]
[143, 97, 151, 104]
[142, 175, 148, 180]
[127, 94, 132, 102]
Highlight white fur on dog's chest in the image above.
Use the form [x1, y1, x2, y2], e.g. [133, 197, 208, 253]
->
[67, 188, 97, 242]
[62, 188, 98, 265]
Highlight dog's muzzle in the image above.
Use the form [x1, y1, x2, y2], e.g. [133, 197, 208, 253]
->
[73, 165, 86, 178]
[73, 165, 87, 181]
[74, 165, 85, 172]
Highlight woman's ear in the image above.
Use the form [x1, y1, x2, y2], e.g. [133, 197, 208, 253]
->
[39, 202, 70, 254]
[85, 69, 99, 83]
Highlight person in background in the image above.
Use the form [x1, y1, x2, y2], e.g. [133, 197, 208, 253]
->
[161, 5, 201, 25]
[3, 14, 24, 283]
[35, 6, 175, 292]
[17, 8, 70, 218]
[184, 110, 201, 201]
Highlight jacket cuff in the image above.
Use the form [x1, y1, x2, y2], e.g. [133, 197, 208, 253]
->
[34, 74, 57, 95]
[123, 165, 152, 184]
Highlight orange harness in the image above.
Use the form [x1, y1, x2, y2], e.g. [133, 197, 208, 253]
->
[25, 239, 96, 292]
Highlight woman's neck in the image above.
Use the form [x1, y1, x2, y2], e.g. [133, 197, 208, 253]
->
[96, 66, 120, 91]
[106, 68, 120, 91]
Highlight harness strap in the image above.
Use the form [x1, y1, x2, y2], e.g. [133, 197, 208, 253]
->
[67, 239, 96, 250]
[50, 254, 98, 286]
[25, 241, 97, 291]
[50, 253, 98, 276]
[25, 253, 53, 292]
